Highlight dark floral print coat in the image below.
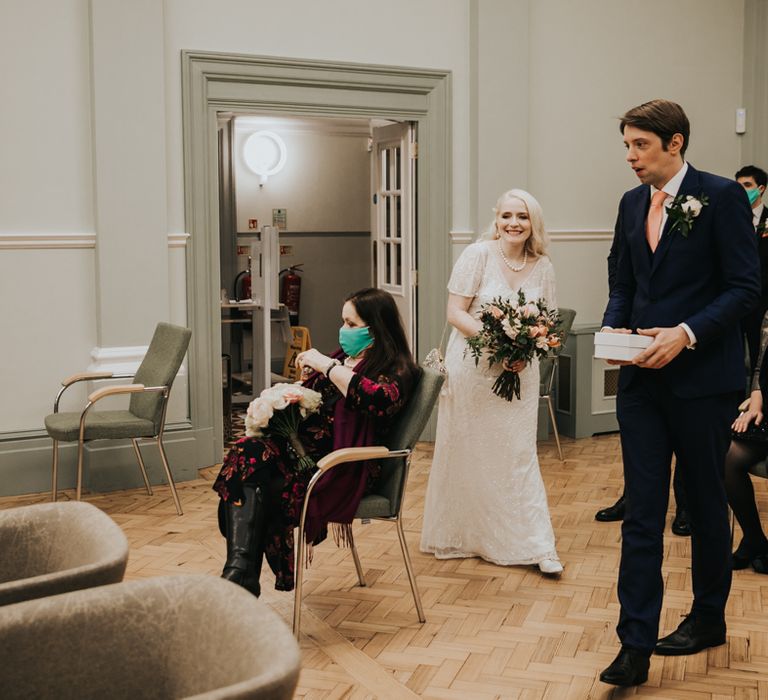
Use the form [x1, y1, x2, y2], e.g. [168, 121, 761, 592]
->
[213, 368, 411, 591]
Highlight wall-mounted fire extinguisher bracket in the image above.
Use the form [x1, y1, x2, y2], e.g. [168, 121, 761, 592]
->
[279, 264, 303, 327]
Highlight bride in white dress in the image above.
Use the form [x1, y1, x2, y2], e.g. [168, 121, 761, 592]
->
[420, 189, 562, 574]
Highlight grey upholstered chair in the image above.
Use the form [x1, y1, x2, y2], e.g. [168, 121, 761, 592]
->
[539, 307, 577, 461]
[0, 501, 128, 606]
[44, 322, 191, 515]
[0, 575, 301, 700]
[294, 365, 445, 636]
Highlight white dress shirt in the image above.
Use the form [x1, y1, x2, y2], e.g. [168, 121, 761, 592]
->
[754, 202, 764, 230]
[647, 162, 696, 347]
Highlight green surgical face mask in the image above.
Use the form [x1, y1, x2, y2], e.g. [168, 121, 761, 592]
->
[747, 187, 762, 206]
[339, 326, 374, 357]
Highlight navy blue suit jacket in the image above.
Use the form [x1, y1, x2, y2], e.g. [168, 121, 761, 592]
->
[602, 164, 760, 398]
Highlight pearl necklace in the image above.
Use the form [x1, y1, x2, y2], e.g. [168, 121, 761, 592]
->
[497, 239, 528, 272]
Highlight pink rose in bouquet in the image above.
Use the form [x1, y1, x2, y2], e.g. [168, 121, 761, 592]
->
[466, 290, 562, 401]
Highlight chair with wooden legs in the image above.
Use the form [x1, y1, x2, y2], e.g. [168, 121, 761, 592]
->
[44, 322, 191, 515]
[293, 365, 445, 637]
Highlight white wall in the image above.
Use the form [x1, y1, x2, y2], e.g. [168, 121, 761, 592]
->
[0, 0, 96, 433]
[472, 0, 746, 326]
[233, 120, 370, 232]
[0, 0, 94, 233]
[163, 0, 472, 234]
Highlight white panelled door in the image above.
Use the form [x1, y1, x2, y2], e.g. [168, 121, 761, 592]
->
[370, 122, 417, 349]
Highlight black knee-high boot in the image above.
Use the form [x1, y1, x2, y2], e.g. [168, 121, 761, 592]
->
[221, 485, 267, 597]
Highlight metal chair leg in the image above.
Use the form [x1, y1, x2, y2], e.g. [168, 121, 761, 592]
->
[349, 530, 367, 587]
[132, 439, 153, 495]
[156, 438, 183, 516]
[51, 439, 59, 502]
[293, 530, 307, 637]
[729, 507, 735, 550]
[395, 517, 425, 623]
[547, 395, 564, 461]
[76, 440, 85, 501]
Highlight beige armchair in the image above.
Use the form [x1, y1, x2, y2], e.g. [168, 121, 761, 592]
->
[0, 501, 128, 606]
[44, 322, 191, 515]
[0, 575, 301, 700]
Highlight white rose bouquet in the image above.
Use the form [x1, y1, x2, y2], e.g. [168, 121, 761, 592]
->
[466, 290, 562, 401]
[245, 383, 323, 472]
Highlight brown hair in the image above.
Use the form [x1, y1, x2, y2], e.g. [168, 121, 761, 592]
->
[344, 287, 419, 383]
[619, 99, 690, 157]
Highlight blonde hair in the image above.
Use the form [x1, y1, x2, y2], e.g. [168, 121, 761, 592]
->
[478, 189, 549, 257]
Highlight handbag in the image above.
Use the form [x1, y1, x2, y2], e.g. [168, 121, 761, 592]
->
[732, 421, 768, 443]
[731, 397, 768, 443]
[423, 322, 450, 375]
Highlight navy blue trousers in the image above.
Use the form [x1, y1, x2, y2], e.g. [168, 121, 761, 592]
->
[615, 370, 738, 653]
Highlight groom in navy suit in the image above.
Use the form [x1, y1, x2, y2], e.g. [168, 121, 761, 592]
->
[599, 100, 760, 687]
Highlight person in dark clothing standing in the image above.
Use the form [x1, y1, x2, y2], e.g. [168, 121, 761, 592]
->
[736, 165, 768, 373]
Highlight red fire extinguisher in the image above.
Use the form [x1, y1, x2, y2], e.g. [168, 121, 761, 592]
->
[280, 264, 303, 326]
[233, 256, 252, 301]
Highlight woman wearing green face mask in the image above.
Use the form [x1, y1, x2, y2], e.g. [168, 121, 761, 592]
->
[212, 287, 419, 596]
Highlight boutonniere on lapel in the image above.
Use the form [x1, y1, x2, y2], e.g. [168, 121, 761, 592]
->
[758, 221, 768, 238]
[665, 193, 709, 238]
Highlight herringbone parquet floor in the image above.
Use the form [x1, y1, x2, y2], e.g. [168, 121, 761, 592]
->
[3, 434, 768, 699]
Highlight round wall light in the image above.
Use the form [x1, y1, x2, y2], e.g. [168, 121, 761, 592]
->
[243, 130, 287, 185]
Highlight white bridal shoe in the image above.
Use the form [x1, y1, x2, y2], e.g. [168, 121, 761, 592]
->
[538, 558, 563, 575]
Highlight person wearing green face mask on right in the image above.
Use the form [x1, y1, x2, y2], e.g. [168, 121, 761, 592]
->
[736, 165, 768, 372]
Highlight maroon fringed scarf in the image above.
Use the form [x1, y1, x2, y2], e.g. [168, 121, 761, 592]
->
[301, 353, 379, 544]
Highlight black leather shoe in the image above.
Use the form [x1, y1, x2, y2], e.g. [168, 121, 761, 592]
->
[671, 510, 691, 537]
[599, 647, 649, 687]
[732, 550, 752, 570]
[751, 553, 768, 574]
[655, 613, 726, 656]
[595, 494, 625, 522]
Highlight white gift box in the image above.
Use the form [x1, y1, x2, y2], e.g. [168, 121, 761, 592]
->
[594, 331, 652, 361]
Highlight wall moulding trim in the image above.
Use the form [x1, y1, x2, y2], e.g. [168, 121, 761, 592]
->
[0, 233, 97, 249]
[448, 230, 612, 244]
[449, 229, 475, 244]
[169, 232, 191, 248]
[549, 229, 613, 242]
[0, 233, 191, 250]
[88, 343, 188, 378]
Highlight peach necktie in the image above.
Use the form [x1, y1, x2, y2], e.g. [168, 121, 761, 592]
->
[646, 190, 667, 252]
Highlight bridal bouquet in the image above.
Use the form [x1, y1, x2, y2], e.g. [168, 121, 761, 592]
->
[466, 291, 562, 401]
[245, 383, 323, 472]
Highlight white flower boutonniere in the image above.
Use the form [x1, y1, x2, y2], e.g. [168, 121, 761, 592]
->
[666, 193, 709, 238]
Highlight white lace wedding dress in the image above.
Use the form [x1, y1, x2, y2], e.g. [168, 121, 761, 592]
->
[420, 240, 560, 566]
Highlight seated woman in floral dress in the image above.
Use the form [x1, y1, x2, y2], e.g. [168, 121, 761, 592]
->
[213, 287, 419, 595]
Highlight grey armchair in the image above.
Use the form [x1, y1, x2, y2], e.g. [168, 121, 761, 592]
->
[539, 308, 577, 461]
[0, 575, 301, 700]
[0, 501, 128, 606]
[44, 322, 191, 515]
[293, 365, 445, 636]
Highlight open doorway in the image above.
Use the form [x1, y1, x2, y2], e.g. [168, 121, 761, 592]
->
[182, 51, 450, 462]
[217, 113, 418, 419]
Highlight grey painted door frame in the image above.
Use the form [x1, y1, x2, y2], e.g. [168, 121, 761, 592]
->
[181, 51, 452, 460]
